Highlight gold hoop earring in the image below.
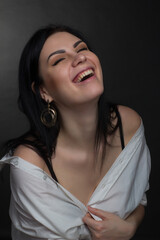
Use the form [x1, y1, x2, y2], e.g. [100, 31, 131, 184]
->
[40, 101, 57, 127]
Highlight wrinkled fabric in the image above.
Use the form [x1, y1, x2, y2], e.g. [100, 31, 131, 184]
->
[0, 121, 151, 240]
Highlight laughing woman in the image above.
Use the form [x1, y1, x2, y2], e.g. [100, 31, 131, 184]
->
[0, 25, 151, 240]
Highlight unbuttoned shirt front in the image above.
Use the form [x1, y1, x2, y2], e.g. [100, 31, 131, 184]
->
[0, 121, 151, 240]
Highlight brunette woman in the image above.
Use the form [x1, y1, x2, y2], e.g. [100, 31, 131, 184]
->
[0, 25, 151, 240]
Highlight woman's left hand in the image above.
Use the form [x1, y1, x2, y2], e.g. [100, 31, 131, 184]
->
[82, 206, 136, 240]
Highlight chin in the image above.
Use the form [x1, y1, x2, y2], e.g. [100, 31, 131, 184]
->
[89, 84, 104, 98]
[83, 87, 104, 105]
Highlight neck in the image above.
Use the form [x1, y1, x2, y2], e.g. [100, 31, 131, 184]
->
[57, 101, 98, 149]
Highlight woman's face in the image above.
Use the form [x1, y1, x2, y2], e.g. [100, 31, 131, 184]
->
[39, 31, 104, 109]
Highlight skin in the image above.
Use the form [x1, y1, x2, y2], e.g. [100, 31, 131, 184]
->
[82, 205, 144, 240]
[15, 31, 145, 239]
[39, 32, 104, 110]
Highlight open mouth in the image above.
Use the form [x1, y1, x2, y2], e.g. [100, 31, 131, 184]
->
[73, 68, 94, 83]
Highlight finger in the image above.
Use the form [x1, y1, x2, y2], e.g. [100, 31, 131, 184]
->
[82, 213, 101, 231]
[82, 212, 93, 223]
[88, 206, 107, 220]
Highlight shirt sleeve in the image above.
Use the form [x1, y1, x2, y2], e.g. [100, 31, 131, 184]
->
[139, 137, 151, 206]
[140, 193, 147, 206]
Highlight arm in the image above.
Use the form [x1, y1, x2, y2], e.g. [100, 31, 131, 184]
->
[83, 205, 145, 240]
[125, 204, 145, 237]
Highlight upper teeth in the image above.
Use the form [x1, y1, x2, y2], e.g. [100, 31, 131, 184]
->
[76, 69, 94, 83]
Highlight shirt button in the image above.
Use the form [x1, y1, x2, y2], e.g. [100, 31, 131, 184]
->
[43, 175, 47, 180]
[102, 183, 106, 188]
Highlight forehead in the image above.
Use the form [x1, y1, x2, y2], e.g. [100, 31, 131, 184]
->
[40, 32, 80, 58]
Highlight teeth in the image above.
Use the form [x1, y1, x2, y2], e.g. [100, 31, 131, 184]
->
[76, 69, 94, 83]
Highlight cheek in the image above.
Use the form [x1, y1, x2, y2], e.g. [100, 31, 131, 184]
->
[89, 53, 103, 74]
[95, 58, 103, 79]
[95, 56, 102, 70]
[43, 69, 68, 97]
[41, 72, 58, 97]
[39, 63, 65, 97]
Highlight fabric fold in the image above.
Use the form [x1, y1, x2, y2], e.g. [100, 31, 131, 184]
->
[0, 121, 151, 239]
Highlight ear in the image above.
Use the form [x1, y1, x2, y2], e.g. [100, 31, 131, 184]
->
[31, 82, 36, 94]
[39, 85, 54, 102]
[31, 82, 53, 102]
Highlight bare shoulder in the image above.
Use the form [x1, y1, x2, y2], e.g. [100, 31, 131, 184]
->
[13, 145, 45, 169]
[117, 105, 141, 141]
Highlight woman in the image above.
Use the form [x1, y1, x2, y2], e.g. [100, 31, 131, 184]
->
[0, 25, 151, 240]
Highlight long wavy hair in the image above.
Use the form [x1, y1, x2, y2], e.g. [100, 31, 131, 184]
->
[0, 24, 118, 181]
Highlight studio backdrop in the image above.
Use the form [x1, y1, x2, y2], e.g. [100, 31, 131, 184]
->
[0, 0, 159, 239]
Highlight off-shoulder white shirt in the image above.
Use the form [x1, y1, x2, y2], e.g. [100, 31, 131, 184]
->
[0, 121, 151, 240]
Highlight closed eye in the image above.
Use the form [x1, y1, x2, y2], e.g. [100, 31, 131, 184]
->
[52, 58, 65, 66]
[77, 47, 88, 53]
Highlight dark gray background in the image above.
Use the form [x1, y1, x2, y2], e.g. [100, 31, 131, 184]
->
[0, 0, 159, 239]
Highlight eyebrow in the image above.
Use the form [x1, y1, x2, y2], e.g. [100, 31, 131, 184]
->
[73, 40, 83, 48]
[47, 40, 83, 62]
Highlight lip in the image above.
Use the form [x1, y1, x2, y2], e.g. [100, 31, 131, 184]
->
[72, 67, 95, 83]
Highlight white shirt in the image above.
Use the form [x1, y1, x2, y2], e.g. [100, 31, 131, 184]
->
[0, 121, 151, 240]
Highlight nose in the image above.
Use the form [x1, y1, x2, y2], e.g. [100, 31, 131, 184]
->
[72, 53, 86, 67]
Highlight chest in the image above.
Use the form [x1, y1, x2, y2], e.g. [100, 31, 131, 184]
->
[45, 142, 122, 206]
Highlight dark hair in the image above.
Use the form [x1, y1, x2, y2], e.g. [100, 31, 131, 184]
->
[0, 24, 118, 181]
